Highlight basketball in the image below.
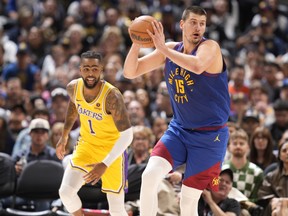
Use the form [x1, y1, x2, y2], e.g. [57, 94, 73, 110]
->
[128, 15, 156, 48]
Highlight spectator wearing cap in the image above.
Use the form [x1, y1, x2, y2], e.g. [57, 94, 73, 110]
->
[198, 168, 241, 216]
[2, 42, 40, 91]
[10, 118, 61, 211]
[270, 99, 288, 145]
[11, 108, 50, 158]
[49, 87, 69, 126]
[241, 109, 261, 139]
[13, 118, 60, 174]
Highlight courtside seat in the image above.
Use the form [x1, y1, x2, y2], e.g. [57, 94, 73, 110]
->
[5, 160, 64, 215]
[0, 152, 16, 198]
[15, 160, 64, 199]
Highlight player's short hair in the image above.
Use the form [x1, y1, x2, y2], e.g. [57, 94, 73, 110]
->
[81, 51, 102, 61]
[182, 6, 207, 21]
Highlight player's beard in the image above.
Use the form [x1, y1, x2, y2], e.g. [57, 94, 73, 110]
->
[82, 76, 100, 89]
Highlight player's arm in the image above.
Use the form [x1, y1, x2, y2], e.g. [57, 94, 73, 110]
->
[160, 40, 221, 74]
[102, 88, 133, 167]
[123, 43, 168, 79]
[56, 80, 78, 160]
[62, 80, 79, 137]
[149, 21, 222, 74]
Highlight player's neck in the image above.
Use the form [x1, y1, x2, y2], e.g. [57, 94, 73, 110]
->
[83, 80, 103, 102]
[183, 38, 202, 54]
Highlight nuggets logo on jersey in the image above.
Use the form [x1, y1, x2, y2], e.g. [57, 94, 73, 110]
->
[212, 176, 220, 186]
[168, 66, 194, 104]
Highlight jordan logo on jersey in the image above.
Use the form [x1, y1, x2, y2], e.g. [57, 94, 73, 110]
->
[214, 134, 220, 142]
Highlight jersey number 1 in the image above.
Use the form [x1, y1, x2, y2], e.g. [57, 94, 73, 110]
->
[88, 119, 96, 135]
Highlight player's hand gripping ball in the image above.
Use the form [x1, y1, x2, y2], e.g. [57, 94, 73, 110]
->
[128, 15, 156, 48]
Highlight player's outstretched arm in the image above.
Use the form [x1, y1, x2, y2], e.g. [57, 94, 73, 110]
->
[56, 80, 79, 160]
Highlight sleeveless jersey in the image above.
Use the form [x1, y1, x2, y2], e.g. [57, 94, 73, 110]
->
[74, 79, 120, 146]
[164, 39, 230, 129]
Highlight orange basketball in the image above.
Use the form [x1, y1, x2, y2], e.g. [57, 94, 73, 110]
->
[128, 15, 156, 48]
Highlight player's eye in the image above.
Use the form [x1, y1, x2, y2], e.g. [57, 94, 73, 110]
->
[91, 67, 98, 72]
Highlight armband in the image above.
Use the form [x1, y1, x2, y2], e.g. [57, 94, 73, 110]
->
[102, 127, 133, 167]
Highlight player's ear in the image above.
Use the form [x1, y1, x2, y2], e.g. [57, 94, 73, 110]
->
[179, 20, 184, 30]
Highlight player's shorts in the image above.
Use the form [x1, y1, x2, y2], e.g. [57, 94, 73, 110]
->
[151, 120, 229, 191]
[70, 140, 128, 194]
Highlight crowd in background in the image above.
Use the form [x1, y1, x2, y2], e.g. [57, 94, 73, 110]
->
[0, 0, 288, 215]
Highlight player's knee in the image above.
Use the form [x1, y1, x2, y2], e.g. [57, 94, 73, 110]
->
[59, 184, 77, 203]
[142, 166, 161, 183]
[59, 184, 82, 213]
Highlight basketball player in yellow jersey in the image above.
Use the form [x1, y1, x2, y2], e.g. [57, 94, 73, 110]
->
[56, 51, 133, 216]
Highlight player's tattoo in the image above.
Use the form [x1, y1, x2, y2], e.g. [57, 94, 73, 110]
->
[106, 89, 131, 131]
[63, 81, 78, 132]
[64, 100, 78, 131]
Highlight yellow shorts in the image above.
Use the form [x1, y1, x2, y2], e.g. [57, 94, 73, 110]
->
[70, 140, 128, 194]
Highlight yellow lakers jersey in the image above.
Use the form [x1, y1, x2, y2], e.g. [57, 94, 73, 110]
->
[74, 78, 120, 147]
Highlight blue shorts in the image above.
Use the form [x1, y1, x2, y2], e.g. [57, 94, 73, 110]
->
[151, 120, 229, 191]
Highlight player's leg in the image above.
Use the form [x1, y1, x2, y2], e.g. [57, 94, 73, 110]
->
[180, 185, 202, 216]
[140, 125, 186, 216]
[106, 190, 128, 216]
[59, 165, 85, 216]
[181, 127, 229, 216]
[140, 156, 172, 216]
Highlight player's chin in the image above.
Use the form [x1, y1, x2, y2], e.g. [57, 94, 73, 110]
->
[84, 80, 97, 89]
[191, 38, 201, 44]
